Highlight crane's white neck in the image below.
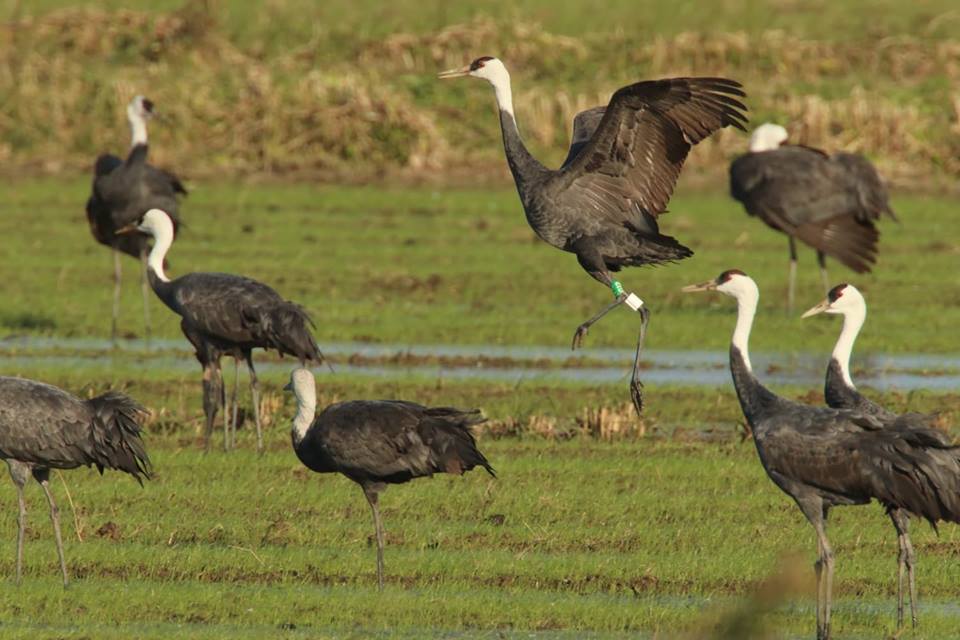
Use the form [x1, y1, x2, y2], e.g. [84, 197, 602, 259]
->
[748, 123, 788, 152]
[143, 209, 173, 282]
[484, 65, 514, 117]
[832, 303, 865, 388]
[128, 105, 148, 148]
[730, 282, 759, 372]
[290, 373, 317, 446]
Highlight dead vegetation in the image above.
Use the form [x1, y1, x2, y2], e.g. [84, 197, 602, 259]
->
[1, 6, 958, 183]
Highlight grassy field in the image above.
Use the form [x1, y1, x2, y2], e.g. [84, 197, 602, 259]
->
[1, 1, 960, 637]
[0, 180, 958, 638]
[2, 438, 960, 639]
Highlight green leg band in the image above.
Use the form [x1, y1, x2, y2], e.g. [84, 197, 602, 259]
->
[611, 281, 624, 297]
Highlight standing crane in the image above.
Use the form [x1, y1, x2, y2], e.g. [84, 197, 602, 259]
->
[0, 377, 150, 586]
[439, 57, 747, 413]
[729, 123, 897, 311]
[284, 367, 494, 591]
[682, 270, 960, 639]
[86, 95, 186, 344]
[802, 282, 954, 629]
[118, 209, 323, 453]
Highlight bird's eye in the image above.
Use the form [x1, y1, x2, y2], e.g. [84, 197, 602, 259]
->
[142, 99, 154, 114]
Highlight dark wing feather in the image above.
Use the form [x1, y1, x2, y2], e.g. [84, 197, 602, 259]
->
[832, 152, 897, 223]
[560, 106, 606, 169]
[169, 272, 321, 362]
[314, 401, 491, 484]
[555, 77, 747, 227]
[730, 146, 879, 272]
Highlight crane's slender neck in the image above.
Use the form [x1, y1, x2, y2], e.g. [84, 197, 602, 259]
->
[731, 291, 757, 373]
[291, 385, 317, 447]
[832, 305, 865, 388]
[726, 283, 779, 425]
[128, 108, 148, 148]
[145, 209, 173, 283]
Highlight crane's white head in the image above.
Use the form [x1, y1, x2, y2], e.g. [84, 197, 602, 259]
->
[438, 56, 513, 115]
[127, 95, 155, 122]
[681, 269, 758, 300]
[116, 208, 176, 281]
[122, 208, 173, 237]
[801, 283, 866, 318]
[285, 368, 317, 442]
[748, 123, 788, 152]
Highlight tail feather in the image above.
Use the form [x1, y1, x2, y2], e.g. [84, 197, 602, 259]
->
[86, 392, 152, 484]
[423, 408, 496, 477]
[868, 432, 960, 527]
[261, 302, 324, 365]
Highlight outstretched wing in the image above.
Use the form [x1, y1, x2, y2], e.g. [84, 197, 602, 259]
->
[832, 152, 897, 223]
[560, 106, 606, 168]
[554, 77, 747, 228]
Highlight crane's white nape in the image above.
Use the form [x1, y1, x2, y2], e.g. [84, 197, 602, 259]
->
[285, 367, 317, 444]
[127, 95, 154, 148]
[682, 270, 759, 372]
[748, 123, 788, 152]
[801, 283, 866, 388]
[136, 208, 175, 282]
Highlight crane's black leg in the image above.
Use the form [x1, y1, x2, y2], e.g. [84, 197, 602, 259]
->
[7, 461, 29, 585]
[362, 484, 386, 591]
[787, 237, 798, 313]
[816, 251, 830, 294]
[111, 249, 122, 345]
[798, 497, 833, 640]
[890, 509, 917, 629]
[200, 362, 221, 453]
[139, 246, 152, 348]
[629, 305, 650, 415]
[572, 294, 628, 350]
[244, 352, 264, 455]
[34, 469, 68, 587]
[229, 358, 241, 451]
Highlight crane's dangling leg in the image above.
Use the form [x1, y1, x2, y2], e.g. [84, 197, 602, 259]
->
[7, 461, 30, 585]
[787, 237, 798, 314]
[111, 249, 122, 345]
[890, 509, 918, 629]
[816, 251, 830, 294]
[34, 469, 68, 587]
[628, 305, 650, 415]
[200, 361, 221, 453]
[570, 247, 645, 350]
[362, 484, 386, 592]
[244, 352, 264, 455]
[139, 246, 152, 348]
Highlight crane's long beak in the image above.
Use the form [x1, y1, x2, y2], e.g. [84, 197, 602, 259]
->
[437, 65, 471, 79]
[115, 223, 139, 235]
[801, 299, 831, 319]
[681, 280, 717, 293]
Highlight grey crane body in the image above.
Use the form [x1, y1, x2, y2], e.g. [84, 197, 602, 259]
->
[287, 368, 494, 590]
[441, 58, 747, 413]
[87, 96, 186, 343]
[730, 124, 896, 310]
[803, 282, 955, 629]
[0, 376, 150, 585]
[126, 209, 322, 453]
[684, 271, 960, 639]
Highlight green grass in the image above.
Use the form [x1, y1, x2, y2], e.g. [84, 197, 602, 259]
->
[2, 179, 958, 354]
[2, 439, 960, 639]
[0, 180, 959, 637]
